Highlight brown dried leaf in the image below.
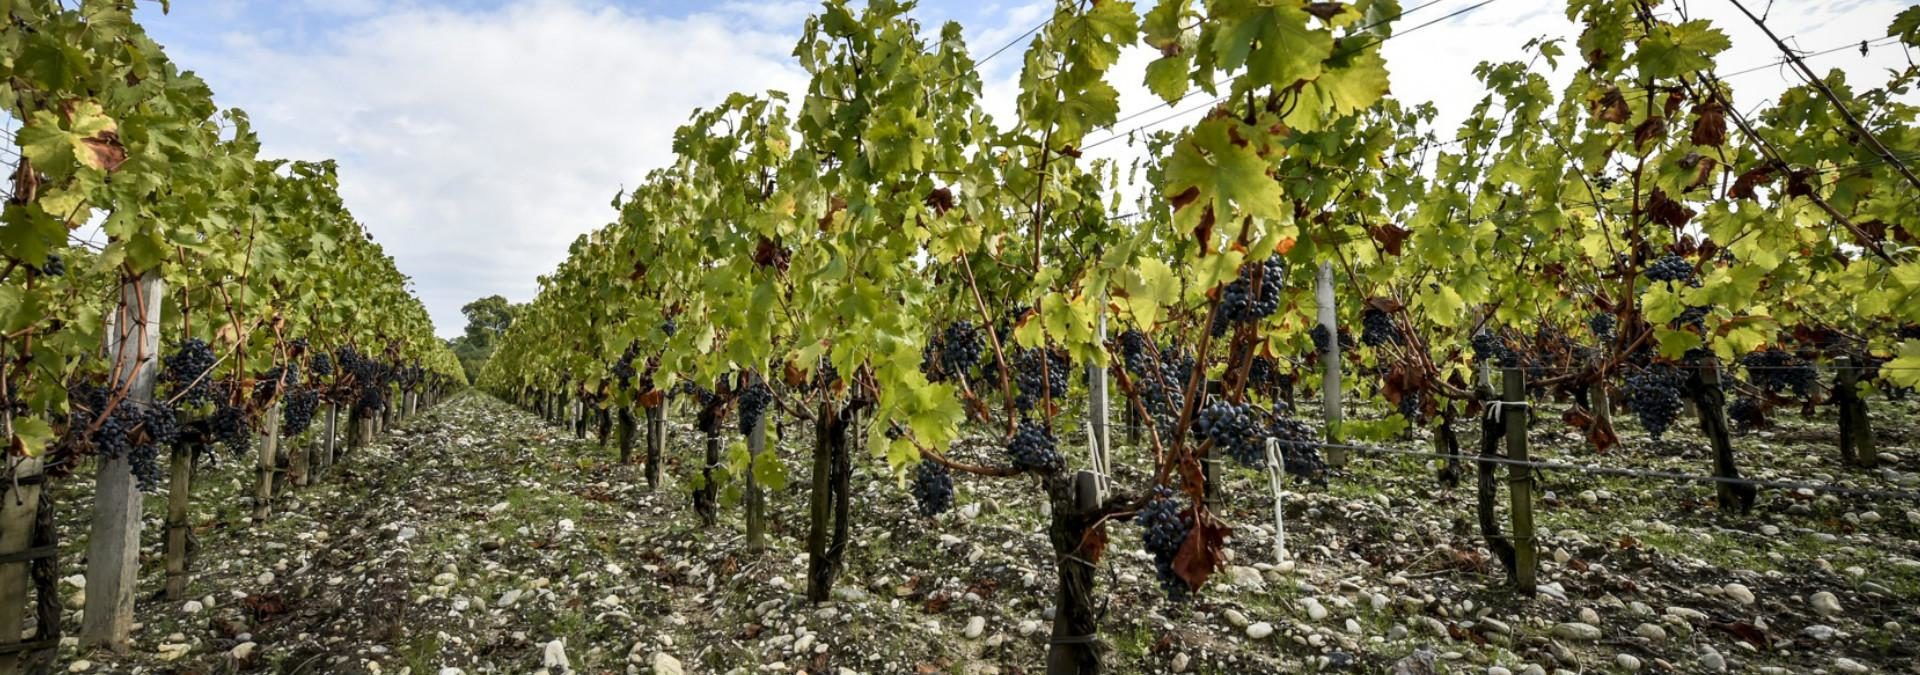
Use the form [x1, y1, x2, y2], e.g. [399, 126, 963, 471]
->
[1691, 101, 1727, 147]
[1593, 87, 1630, 123]
[1171, 517, 1231, 590]
[80, 130, 126, 173]
[1646, 189, 1694, 228]
[1366, 222, 1411, 256]
[1306, 2, 1346, 21]
[1633, 116, 1668, 152]
[1168, 185, 1201, 211]
[1730, 166, 1773, 200]
[924, 187, 954, 215]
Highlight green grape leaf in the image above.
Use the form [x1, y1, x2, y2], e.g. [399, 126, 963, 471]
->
[1144, 53, 1194, 103]
[1416, 285, 1466, 327]
[1118, 257, 1181, 327]
[753, 449, 788, 492]
[1642, 285, 1684, 324]
[1636, 20, 1730, 80]
[11, 416, 55, 458]
[1655, 326, 1703, 358]
[1890, 5, 1920, 46]
[1213, 1, 1331, 91]
[1885, 341, 1920, 388]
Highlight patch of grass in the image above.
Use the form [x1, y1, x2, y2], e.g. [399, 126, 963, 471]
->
[397, 631, 444, 674]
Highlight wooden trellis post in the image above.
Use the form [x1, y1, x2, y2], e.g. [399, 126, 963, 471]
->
[1502, 366, 1536, 595]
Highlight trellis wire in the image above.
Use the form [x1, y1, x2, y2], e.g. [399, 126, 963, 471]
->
[1283, 436, 1920, 502]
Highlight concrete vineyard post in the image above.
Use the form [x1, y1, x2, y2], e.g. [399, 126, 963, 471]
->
[1087, 300, 1110, 495]
[81, 272, 162, 652]
[1316, 262, 1344, 465]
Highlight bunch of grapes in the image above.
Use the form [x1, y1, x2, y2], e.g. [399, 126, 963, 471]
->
[281, 387, 320, 436]
[210, 402, 252, 455]
[1728, 396, 1765, 430]
[161, 339, 219, 407]
[1588, 313, 1617, 341]
[356, 384, 386, 414]
[1005, 421, 1062, 473]
[1645, 254, 1696, 285]
[661, 318, 677, 337]
[253, 364, 301, 402]
[1671, 306, 1712, 333]
[909, 460, 954, 517]
[940, 321, 983, 376]
[612, 343, 639, 388]
[1625, 365, 1686, 440]
[737, 380, 772, 436]
[1471, 331, 1516, 366]
[1397, 390, 1422, 422]
[1118, 329, 1149, 364]
[1211, 258, 1285, 336]
[1011, 348, 1070, 411]
[671, 381, 718, 406]
[1360, 307, 1400, 347]
[1135, 487, 1191, 599]
[1247, 356, 1289, 391]
[35, 254, 64, 277]
[289, 337, 310, 355]
[813, 358, 840, 388]
[1195, 401, 1264, 468]
[1120, 341, 1187, 435]
[63, 386, 175, 491]
[1740, 349, 1816, 398]
[309, 352, 334, 378]
[1309, 324, 1354, 356]
[1268, 414, 1327, 480]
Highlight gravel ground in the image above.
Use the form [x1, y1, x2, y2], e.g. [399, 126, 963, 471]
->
[46, 389, 1920, 674]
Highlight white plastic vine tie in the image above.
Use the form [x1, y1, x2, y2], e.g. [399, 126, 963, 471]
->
[1484, 400, 1529, 422]
[1265, 438, 1289, 563]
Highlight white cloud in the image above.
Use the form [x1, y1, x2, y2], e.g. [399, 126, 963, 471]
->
[156, 0, 809, 337]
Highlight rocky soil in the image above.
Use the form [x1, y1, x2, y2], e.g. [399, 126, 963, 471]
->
[47, 391, 1920, 674]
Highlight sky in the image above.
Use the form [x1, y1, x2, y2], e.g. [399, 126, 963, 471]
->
[131, 0, 1918, 339]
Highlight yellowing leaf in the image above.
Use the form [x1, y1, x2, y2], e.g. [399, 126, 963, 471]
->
[1164, 118, 1284, 236]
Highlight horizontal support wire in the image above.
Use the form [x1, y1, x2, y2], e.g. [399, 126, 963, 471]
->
[1287, 437, 1920, 502]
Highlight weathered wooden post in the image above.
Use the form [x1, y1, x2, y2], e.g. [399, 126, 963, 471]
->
[0, 452, 52, 672]
[1503, 366, 1536, 595]
[745, 406, 768, 552]
[254, 404, 281, 523]
[163, 440, 195, 600]
[616, 406, 636, 464]
[1689, 354, 1756, 512]
[82, 272, 162, 651]
[1836, 356, 1877, 468]
[645, 404, 665, 489]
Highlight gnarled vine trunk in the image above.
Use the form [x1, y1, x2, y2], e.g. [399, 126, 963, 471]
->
[693, 403, 721, 527]
[1476, 405, 1516, 581]
[1044, 471, 1104, 675]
